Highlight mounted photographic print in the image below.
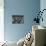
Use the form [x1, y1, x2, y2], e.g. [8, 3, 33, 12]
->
[12, 15, 24, 24]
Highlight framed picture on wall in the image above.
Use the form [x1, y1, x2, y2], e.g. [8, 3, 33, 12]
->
[12, 15, 24, 24]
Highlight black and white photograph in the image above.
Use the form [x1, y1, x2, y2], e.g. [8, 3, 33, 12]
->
[12, 15, 24, 24]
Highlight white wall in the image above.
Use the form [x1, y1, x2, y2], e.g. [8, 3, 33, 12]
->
[0, 0, 4, 42]
[40, 0, 46, 27]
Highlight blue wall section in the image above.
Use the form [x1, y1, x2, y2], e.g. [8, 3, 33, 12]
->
[4, 0, 40, 42]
